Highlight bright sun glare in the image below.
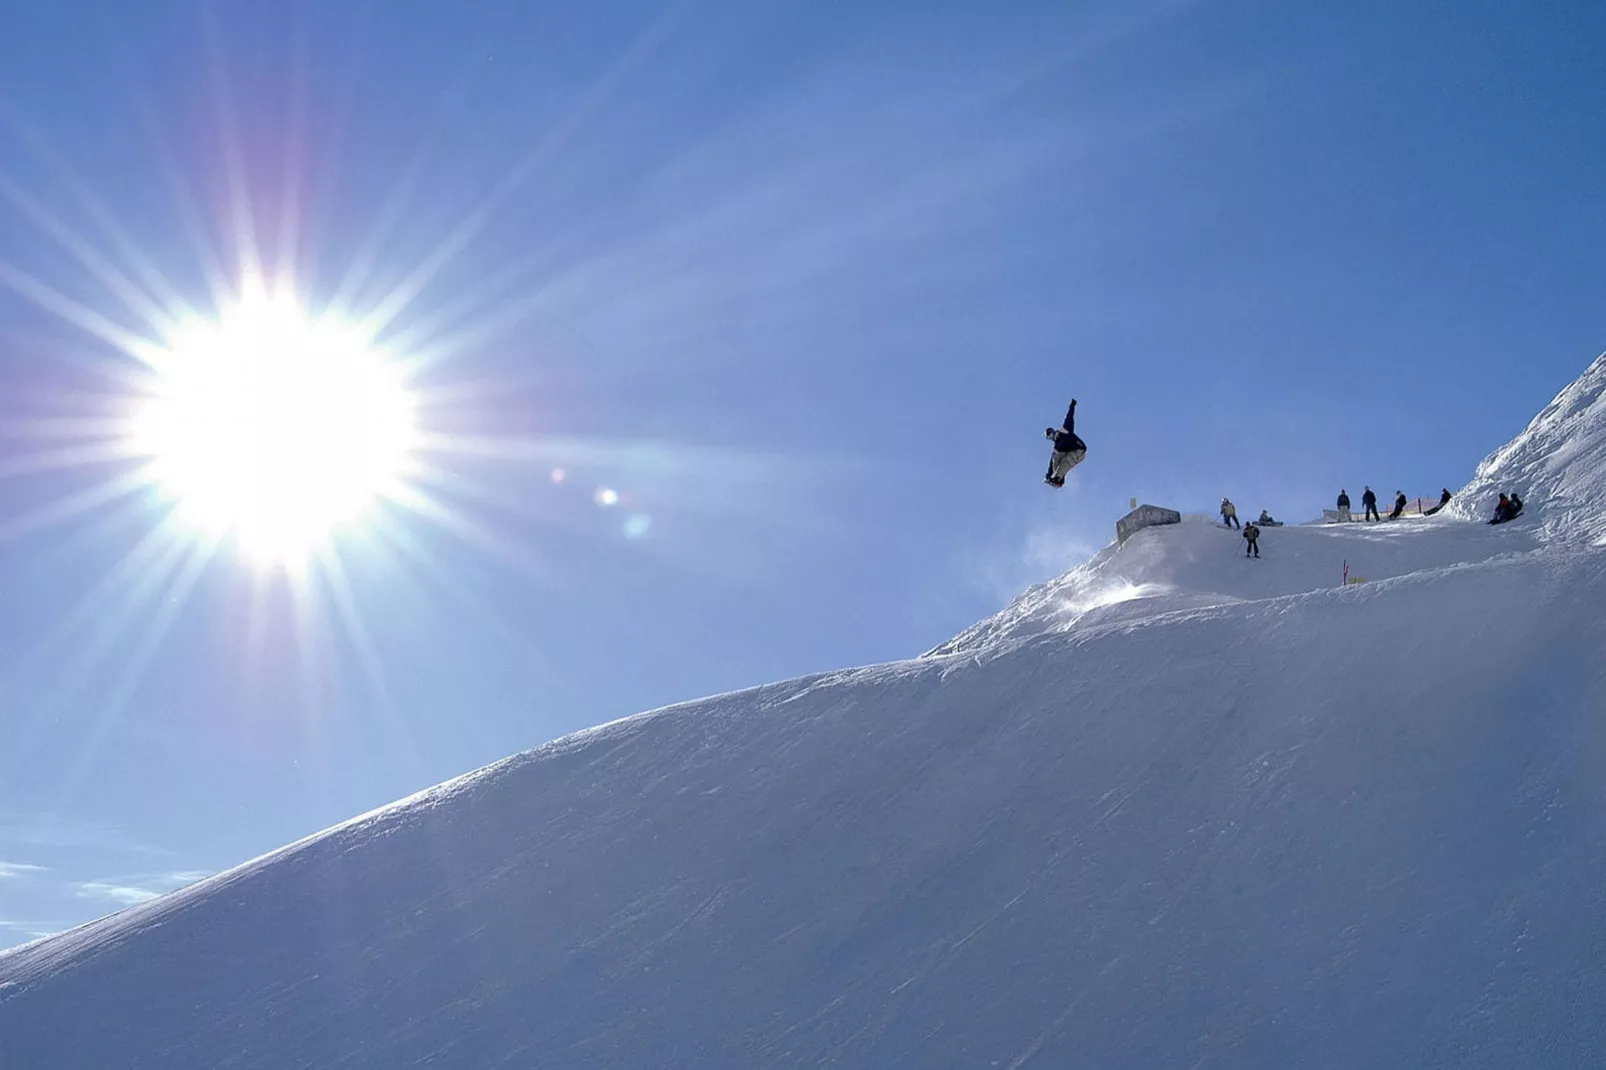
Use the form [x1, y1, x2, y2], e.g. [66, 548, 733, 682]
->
[131, 284, 418, 564]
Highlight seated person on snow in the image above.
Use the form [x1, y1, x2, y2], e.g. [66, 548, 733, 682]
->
[1496, 493, 1525, 523]
[1489, 493, 1525, 523]
[1043, 399, 1086, 487]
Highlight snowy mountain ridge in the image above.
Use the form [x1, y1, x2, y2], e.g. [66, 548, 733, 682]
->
[934, 352, 1606, 657]
[3, 356, 1606, 1068]
[927, 513, 1537, 657]
[1447, 351, 1606, 543]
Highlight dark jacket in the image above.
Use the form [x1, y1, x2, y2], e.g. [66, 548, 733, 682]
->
[1440, 489, 1453, 505]
[1362, 489, 1377, 507]
[1337, 492, 1351, 509]
[1048, 401, 1084, 453]
[1243, 523, 1260, 542]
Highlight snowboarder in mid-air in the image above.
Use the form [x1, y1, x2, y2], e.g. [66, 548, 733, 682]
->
[1043, 399, 1086, 487]
[1243, 522, 1261, 557]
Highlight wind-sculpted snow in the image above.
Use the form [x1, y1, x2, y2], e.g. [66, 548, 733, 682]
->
[4, 361, 1606, 1068]
[1448, 352, 1606, 542]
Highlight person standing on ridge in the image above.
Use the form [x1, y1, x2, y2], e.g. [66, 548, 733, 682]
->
[1389, 490, 1408, 520]
[1243, 521, 1260, 557]
[1362, 486, 1380, 522]
[1221, 497, 1240, 529]
[1336, 489, 1352, 522]
[1042, 399, 1086, 488]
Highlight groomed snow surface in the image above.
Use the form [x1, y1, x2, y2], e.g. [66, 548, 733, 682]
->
[3, 357, 1606, 1068]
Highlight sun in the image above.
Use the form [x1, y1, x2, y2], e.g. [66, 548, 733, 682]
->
[129, 283, 419, 565]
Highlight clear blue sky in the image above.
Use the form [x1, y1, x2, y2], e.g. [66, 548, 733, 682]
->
[0, 0, 1601, 945]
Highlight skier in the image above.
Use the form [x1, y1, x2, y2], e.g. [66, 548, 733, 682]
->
[1042, 399, 1086, 488]
[1220, 497, 1240, 529]
[1362, 486, 1380, 522]
[1424, 488, 1452, 516]
[1336, 489, 1352, 522]
[1388, 490, 1408, 520]
[1243, 521, 1260, 558]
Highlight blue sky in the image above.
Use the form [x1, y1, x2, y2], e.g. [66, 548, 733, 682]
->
[0, 0, 1601, 945]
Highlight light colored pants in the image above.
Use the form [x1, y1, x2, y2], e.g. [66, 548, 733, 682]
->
[1049, 448, 1086, 480]
[1337, 507, 1351, 522]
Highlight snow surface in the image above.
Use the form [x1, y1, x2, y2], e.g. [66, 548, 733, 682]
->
[928, 510, 1538, 657]
[1447, 352, 1606, 544]
[4, 357, 1606, 1068]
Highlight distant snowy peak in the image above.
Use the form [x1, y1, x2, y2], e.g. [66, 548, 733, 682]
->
[1451, 352, 1606, 542]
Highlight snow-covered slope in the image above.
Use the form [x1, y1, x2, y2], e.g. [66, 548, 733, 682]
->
[929, 510, 1535, 656]
[4, 360, 1606, 1069]
[1448, 351, 1606, 542]
[934, 354, 1606, 657]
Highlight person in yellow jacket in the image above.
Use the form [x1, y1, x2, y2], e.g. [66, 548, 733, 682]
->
[1220, 497, 1240, 529]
